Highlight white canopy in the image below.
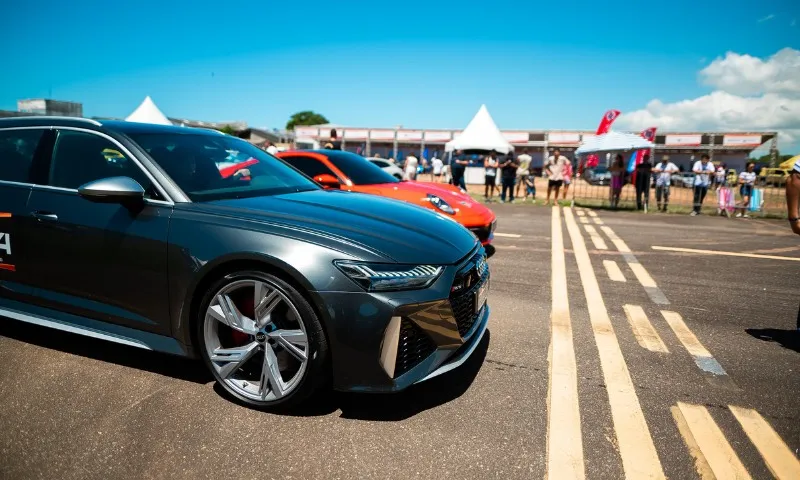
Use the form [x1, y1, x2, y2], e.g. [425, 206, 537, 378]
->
[445, 105, 513, 154]
[576, 131, 654, 155]
[125, 96, 172, 125]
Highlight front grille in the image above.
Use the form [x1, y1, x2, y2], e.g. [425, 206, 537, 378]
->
[449, 254, 489, 337]
[470, 226, 491, 241]
[395, 318, 436, 378]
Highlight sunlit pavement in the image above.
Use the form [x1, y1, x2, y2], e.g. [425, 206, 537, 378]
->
[1, 205, 798, 479]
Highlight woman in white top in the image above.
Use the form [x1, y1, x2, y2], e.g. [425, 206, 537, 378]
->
[432, 156, 444, 182]
[404, 153, 419, 181]
[736, 162, 757, 218]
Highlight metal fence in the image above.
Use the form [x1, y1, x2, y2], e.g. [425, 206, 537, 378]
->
[568, 175, 788, 217]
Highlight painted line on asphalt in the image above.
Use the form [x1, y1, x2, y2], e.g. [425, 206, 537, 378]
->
[602, 260, 626, 282]
[672, 403, 752, 480]
[563, 207, 665, 480]
[601, 226, 670, 305]
[729, 406, 800, 480]
[623, 305, 669, 353]
[583, 225, 608, 250]
[547, 206, 585, 479]
[494, 232, 522, 238]
[592, 217, 604, 225]
[651, 246, 800, 262]
[579, 216, 589, 224]
[661, 310, 727, 376]
[576, 210, 586, 216]
[587, 210, 598, 217]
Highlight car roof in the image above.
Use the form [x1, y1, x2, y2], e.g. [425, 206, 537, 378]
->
[0, 116, 225, 137]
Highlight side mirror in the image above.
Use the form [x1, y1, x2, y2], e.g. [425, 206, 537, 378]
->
[315, 173, 341, 189]
[78, 176, 146, 204]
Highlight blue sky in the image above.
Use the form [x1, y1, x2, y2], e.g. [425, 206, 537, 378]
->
[1, 0, 798, 149]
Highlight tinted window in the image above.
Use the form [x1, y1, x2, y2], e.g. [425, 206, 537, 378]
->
[50, 130, 157, 198]
[283, 156, 338, 179]
[130, 133, 318, 202]
[325, 151, 398, 185]
[0, 129, 44, 183]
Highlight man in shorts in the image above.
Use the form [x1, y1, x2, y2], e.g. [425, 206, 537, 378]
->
[515, 148, 532, 198]
[544, 148, 569, 205]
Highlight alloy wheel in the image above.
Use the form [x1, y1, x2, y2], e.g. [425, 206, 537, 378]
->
[203, 278, 309, 403]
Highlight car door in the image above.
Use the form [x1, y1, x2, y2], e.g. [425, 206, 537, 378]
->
[23, 128, 173, 335]
[0, 127, 52, 306]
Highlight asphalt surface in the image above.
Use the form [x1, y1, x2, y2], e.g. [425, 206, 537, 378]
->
[1, 205, 798, 479]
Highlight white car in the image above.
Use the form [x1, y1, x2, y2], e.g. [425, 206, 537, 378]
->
[369, 158, 405, 180]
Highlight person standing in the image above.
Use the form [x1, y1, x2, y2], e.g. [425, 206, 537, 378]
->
[451, 151, 469, 190]
[544, 148, 569, 205]
[561, 157, 573, 200]
[432, 155, 444, 182]
[691, 154, 715, 216]
[499, 152, 519, 203]
[484, 152, 499, 200]
[323, 129, 341, 150]
[515, 148, 532, 198]
[609, 154, 626, 209]
[786, 157, 800, 331]
[634, 153, 653, 210]
[735, 162, 757, 218]
[523, 168, 536, 201]
[715, 164, 726, 190]
[404, 152, 419, 181]
[652, 155, 679, 212]
[264, 140, 279, 155]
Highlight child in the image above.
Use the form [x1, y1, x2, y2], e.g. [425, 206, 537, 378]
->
[523, 168, 536, 201]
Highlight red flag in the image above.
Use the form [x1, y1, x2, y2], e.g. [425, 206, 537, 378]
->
[631, 127, 657, 183]
[595, 109, 621, 135]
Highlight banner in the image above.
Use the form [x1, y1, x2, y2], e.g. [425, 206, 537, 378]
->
[665, 134, 701, 146]
[294, 127, 318, 138]
[502, 131, 529, 144]
[628, 127, 657, 174]
[397, 130, 423, 141]
[369, 130, 395, 140]
[343, 129, 368, 140]
[424, 131, 452, 142]
[722, 134, 762, 146]
[595, 109, 621, 134]
[548, 132, 581, 144]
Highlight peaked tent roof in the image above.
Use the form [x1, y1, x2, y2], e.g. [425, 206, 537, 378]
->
[445, 105, 513, 154]
[576, 131, 654, 155]
[125, 96, 172, 125]
[779, 154, 799, 170]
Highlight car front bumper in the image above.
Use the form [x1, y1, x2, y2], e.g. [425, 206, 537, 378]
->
[312, 247, 490, 393]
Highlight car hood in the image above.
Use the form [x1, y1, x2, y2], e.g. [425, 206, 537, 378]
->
[198, 189, 479, 265]
[360, 181, 495, 225]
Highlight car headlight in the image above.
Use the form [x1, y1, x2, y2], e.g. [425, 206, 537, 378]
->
[427, 194, 456, 215]
[334, 261, 444, 292]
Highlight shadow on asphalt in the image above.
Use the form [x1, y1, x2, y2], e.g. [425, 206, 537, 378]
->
[0, 320, 212, 383]
[745, 328, 800, 354]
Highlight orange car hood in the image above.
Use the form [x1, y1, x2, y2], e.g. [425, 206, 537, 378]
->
[351, 181, 495, 227]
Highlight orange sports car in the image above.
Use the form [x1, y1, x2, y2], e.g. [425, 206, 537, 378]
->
[276, 150, 497, 252]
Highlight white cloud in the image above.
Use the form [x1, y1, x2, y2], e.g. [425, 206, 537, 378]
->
[757, 14, 775, 23]
[616, 48, 800, 148]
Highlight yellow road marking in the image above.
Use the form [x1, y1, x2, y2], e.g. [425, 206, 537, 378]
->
[651, 246, 800, 262]
[592, 217, 604, 225]
[547, 206, 585, 479]
[623, 305, 669, 353]
[583, 225, 608, 250]
[563, 207, 665, 479]
[729, 406, 800, 480]
[602, 260, 626, 282]
[576, 210, 586, 216]
[494, 232, 522, 238]
[673, 402, 752, 480]
[587, 210, 598, 217]
[601, 226, 669, 305]
[579, 216, 589, 224]
[661, 311, 727, 376]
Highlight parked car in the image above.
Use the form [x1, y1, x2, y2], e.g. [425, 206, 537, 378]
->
[368, 157, 404, 179]
[277, 150, 497, 249]
[0, 117, 491, 409]
[584, 166, 611, 186]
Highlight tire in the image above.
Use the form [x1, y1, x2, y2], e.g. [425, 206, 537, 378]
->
[196, 270, 329, 409]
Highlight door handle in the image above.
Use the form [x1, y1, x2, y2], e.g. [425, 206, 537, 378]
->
[32, 211, 59, 222]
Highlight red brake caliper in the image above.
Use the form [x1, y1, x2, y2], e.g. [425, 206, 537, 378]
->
[230, 294, 255, 345]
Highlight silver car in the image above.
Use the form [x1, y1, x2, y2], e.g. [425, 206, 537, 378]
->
[369, 158, 405, 180]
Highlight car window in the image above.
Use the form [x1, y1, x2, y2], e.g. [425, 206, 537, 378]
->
[0, 129, 45, 183]
[283, 156, 339, 179]
[129, 133, 318, 202]
[49, 130, 158, 198]
[324, 151, 398, 185]
[369, 159, 388, 168]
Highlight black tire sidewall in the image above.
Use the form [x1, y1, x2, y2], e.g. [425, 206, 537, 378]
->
[196, 270, 328, 410]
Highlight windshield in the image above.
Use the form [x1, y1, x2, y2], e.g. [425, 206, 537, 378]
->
[130, 133, 318, 201]
[325, 151, 398, 185]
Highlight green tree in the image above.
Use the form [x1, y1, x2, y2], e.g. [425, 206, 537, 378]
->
[286, 111, 329, 131]
[217, 125, 237, 135]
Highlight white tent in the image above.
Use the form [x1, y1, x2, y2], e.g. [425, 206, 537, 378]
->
[125, 96, 172, 125]
[445, 105, 513, 154]
[576, 131, 653, 155]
